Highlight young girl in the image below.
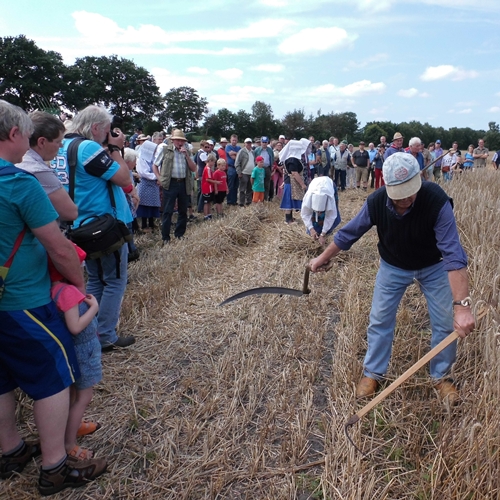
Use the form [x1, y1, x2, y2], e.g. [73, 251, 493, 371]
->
[201, 153, 221, 220]
[48, 246, 102, 460]
[212, 158, 228, 217]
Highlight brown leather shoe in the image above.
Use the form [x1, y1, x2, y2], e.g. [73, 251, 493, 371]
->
[434, 379, 459, 406]
[356, 377, 379, 398]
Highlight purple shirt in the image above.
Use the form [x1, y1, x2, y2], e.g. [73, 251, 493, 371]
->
[434, 147, 443, 166]
[333, 187, 467, 271]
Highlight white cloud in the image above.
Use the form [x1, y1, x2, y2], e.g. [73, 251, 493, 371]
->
[345, 53, 388, 70]
[252, 64, 285, 73]
[489, 106, 500, 112]
[420, 65, 478, 81]
[398, 88, 419, 98]
[150, 68, 203, 94]
[279, 27, 353, 54]
[70, 11, 293, 48]
[310, 80, 386, 97]
[214, 68, 243, 81]
[209, 86, 275, 110]
[187, 67, 209, 75]
[458, 109, 472, 114]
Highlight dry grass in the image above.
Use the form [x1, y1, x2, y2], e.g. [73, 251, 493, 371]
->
[2, 175, 499, 499]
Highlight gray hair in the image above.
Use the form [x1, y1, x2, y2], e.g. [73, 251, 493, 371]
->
[152, 131, 164, 140]
[322, 140, 328, 147]
[66, 105, 111, 140]
[0, 100, 34, 141]
[123, 147, 138, 163]
[409, 137, 421, 147]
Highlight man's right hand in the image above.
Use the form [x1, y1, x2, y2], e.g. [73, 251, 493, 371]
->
[107, 129, 125, 149]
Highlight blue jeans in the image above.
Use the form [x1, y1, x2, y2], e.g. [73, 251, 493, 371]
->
[364, 259, 455, 381]
[226, 166, 239, 205]
[86, 243, 128, 346]
[126, 222, 138, 252]
[161, 180, 188, 241]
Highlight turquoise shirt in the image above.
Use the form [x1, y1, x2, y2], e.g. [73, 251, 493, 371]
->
[251, 166, 265, 192]
[52, 137, 132, 226]
[0, 160, 58, 310]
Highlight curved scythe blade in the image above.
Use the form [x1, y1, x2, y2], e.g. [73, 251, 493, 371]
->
[218, 286, 304, 306]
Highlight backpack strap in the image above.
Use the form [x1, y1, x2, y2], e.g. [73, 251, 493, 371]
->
[66, 137, 118, 222]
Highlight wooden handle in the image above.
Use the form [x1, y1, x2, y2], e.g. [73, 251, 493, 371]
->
[353, 305, 488, 421]
[302, 266, 311, 294]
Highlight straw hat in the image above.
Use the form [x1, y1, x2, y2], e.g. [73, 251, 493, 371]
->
[392, 132, 404, 140]
[171, 129, 187, 141]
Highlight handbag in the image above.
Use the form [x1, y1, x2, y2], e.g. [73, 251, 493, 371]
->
[65, 137, 132, 283]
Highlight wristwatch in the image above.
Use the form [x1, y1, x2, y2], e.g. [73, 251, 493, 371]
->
[453, 297, 471, 307]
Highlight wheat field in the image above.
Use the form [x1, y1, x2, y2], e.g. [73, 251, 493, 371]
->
[1, 170, 499, 500]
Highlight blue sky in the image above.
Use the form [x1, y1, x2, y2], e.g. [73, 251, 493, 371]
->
[3, 0, 500, 131]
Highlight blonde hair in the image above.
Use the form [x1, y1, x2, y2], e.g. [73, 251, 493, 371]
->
[217, 158, 226, 166]
[206, 153, 217, 163]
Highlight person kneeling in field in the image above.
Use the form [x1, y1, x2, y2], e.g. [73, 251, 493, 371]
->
[309, 152, 475, 405]
[300, 176, 341, 246]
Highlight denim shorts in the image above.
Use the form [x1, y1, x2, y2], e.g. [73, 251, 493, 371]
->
[0, 302, 80, 400]
[73, 312, 102, 390]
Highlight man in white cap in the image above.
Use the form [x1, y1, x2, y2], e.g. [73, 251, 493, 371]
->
[309, 153, 475, 405]
[300, 176, 340, 245]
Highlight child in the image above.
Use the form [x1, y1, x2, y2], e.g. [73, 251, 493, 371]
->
[201, 153, 221, 220]
[251, 156, 266, 203]
[48, 246, 102, 460]
[212, 158, 228, 216]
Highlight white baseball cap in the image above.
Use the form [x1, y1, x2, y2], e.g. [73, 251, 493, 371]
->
[383, 152, 422, 200]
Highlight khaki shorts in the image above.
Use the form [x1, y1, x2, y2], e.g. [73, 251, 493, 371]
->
[356, 166, 369, 183]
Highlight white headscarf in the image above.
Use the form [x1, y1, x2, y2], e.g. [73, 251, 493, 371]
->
[279, 138, 311, 163]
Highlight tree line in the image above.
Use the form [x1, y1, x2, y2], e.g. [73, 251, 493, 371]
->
[2, 35, 499, 150]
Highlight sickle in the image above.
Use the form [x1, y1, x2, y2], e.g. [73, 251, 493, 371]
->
[219, 266, 312, 306]
[345, 305, 488, 456]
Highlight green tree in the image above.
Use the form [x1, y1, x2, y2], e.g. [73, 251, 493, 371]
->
[363, 123, 388, 145]
[281, 108, 309, 139]
[0, 35, 68, 111]
[161, 86, 208, 132]
[485, 121, 500, 151]
[233, 109, 254, 139]
[63, 55, 162, 125]
[251, 101, 277, 137]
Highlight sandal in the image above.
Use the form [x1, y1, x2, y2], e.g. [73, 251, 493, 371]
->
[68, 445, 93, 461]
[76, 421, 101, 437]
[0, 440, 41, 479]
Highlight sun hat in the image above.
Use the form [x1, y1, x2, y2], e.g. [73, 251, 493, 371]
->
[392, 132, 404, 141]
[244, 138, 252, 143]
[170, 129, 187, 141]
[136, 134, 149, 142]
[382, 152, 422, 200]
[220, 137, 228, 143]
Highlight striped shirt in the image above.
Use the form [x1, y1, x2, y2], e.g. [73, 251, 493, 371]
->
[172, 148, 187, 179]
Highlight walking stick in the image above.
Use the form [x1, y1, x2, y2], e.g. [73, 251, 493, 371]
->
[345, 305, 488, 455]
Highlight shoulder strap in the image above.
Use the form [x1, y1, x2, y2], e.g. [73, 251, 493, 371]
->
[0, 165, 29, 268]
[66, 137, 117, 217]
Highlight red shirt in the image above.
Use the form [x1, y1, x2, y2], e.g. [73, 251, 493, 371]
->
[213, 169, 227, 192]
[201, 165, 214, 194]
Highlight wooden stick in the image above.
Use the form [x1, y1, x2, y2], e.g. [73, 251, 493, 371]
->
[346, 306, 488, 426]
